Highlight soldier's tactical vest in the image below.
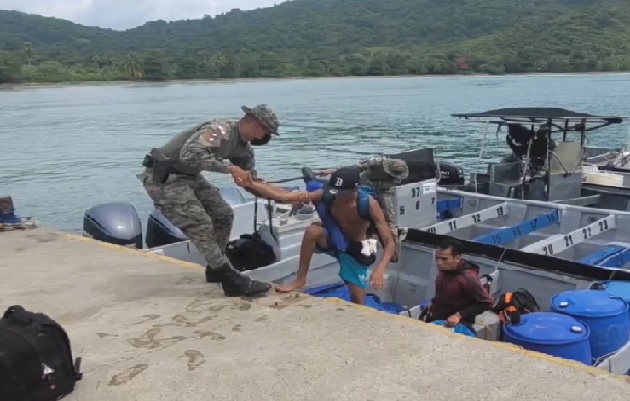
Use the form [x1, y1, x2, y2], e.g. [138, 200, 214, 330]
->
[159, 123, 204, 163]
[153, 121, 254, 175]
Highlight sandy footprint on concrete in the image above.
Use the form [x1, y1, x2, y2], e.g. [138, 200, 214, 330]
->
[108, 364, 149, 386]
[183, 350, 205, 371]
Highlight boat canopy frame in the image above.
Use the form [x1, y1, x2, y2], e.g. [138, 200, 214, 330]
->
[450, 107, 626, 201]
[452, 107, 625, 143]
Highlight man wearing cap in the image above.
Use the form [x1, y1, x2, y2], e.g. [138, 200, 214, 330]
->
[234, 166, 396, 305]
[317, 158, 408, 261]
[138, 104, 280, 297]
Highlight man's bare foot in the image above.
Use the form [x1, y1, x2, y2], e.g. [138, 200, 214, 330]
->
[275, 279, 306, 293]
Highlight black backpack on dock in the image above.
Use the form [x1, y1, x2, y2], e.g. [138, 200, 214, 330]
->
[0, 305, 83, 401]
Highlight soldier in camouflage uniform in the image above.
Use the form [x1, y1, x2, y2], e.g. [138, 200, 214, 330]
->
[317, 158, 409, 261]
[138, 105, 280, 297]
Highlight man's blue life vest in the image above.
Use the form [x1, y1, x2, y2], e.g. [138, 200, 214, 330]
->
[306, 180, 374, 252]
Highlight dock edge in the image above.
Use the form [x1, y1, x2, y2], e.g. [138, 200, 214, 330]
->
[61, 230, 630, 383]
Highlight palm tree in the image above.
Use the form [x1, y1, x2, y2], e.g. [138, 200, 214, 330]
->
[22, 42, 33, 67]
[91, 55, 102, 71]
[209, 52, 228, 78]
[123, 53, 143, 79]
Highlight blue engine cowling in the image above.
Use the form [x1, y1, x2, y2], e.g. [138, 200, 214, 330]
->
[83, 202, 143, 248]
[145, 209, 187, 249]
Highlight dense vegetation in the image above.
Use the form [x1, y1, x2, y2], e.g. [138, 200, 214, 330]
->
[2, 0, 630, 84]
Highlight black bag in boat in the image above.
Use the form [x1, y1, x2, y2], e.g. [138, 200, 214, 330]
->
[226, 233, 277, 271]
[0, 305, 83, 401]
[492, 288, 540, 324]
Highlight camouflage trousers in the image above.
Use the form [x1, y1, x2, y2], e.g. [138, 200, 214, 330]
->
[139, 169, 234, 270]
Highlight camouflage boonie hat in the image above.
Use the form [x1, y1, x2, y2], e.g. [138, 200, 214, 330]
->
[241, 104, 280, 136]
[383, 159, 409, 180]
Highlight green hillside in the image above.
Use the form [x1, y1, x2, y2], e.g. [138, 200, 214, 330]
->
[1, 0, 630, 84]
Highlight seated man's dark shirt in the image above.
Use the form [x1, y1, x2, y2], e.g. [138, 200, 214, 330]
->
[428, 259, 494, 325]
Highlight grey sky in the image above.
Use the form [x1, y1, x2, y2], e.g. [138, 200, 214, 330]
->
[0, 0, 287, 30]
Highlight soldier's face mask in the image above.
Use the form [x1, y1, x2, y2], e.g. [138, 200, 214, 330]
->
[250, 132, 271, 146]
[242, 115, 272, 145]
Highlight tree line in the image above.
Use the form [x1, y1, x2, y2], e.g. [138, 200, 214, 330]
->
[2, 0, 630, 84]
[4, 43, 630, 85]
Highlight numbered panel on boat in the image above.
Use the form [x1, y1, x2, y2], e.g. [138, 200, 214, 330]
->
[521, 212, 617, 257]
[392, 179, 439, 228]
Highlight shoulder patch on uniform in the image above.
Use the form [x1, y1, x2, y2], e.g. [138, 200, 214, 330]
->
[196, 121, 230, 147]
[196, 129, 219, 147]
[201, 130, 219, 143]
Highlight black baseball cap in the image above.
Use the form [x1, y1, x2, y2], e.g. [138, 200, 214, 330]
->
[325, 167, 361, 194]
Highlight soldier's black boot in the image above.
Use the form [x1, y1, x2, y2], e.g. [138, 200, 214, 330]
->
[218, 263, 272, 297]
[205, 266, 223, 283]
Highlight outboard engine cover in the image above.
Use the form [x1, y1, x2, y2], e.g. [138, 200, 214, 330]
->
[225, 233, 277, 271]
[437, 160, 465, 186]
[145, 209, 188, 249]
[83, 202, 143, 248]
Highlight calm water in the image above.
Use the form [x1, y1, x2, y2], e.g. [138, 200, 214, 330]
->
[2, 74, 630, 233]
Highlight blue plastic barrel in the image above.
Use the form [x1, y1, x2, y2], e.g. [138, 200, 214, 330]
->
[551, 289, 630, 361]
[598, 281, 630, 319]
[502, 312, 592, 365]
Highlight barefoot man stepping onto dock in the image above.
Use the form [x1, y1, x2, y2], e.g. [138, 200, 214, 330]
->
[235, 167, 396, 304]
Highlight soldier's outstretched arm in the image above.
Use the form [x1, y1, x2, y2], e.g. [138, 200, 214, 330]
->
[238, 178, 324, 203]
[232, 143, 266, 197]
[180, 123, 234, 174]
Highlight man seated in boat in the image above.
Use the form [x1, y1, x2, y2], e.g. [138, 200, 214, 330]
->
[421, 238, 493, 328]
[234, 166, 396, 304]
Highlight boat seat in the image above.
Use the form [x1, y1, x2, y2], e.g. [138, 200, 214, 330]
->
[487, 161, 523, 197]
[549, 141, 583, 173]
[489, 161, 521, 183]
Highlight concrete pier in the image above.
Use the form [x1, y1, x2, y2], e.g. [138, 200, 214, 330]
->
[2, 227, 630, 401]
